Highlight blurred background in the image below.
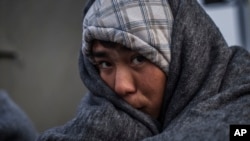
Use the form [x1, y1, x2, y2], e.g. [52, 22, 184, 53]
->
[198, 0, 250, 50]
[0, 0, 249, 133]
[0, 0, 86, 132]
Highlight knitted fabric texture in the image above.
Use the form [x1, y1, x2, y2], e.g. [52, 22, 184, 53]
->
[82, 0, 173, 73]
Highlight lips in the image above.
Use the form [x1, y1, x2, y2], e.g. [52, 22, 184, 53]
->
[125, 100, 145, 110]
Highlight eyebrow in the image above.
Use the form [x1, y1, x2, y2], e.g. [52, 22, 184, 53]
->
[92, 51, 109, 58]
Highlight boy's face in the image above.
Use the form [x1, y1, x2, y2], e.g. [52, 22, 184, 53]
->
[92, 40, 166, 119]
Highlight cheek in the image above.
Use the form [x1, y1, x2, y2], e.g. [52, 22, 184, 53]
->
[138, 66, 166, 97]
[100, 72, 114, 88]
[137, 66, 166, 117]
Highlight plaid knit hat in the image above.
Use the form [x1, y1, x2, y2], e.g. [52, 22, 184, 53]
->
[82, 0, 173, 73]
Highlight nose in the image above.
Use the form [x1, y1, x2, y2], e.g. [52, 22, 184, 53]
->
[114, 67, 136, 97]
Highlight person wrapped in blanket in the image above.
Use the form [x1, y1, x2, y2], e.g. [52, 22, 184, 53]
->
[37, 0, 250, 140]
[0, 49, 37, 140]
[0, 90, 37, 141]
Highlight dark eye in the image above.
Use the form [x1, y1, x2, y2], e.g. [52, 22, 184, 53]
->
[132, 55, 146, 65]
[96, 61, 112, 69]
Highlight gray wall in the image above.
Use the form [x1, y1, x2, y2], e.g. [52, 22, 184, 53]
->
[199, 0, 250, 50]
[0, 0, 87, 132]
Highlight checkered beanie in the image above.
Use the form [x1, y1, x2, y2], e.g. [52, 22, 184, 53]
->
[82, 0, 173, 73]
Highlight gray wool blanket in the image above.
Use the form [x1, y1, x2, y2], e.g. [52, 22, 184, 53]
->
[0, 90, 38, 141]
[37, 0, 250, 140]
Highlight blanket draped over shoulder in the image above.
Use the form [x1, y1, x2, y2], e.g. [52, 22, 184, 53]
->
[0, 91, 38, 141]
[37, 0, 250, 140]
